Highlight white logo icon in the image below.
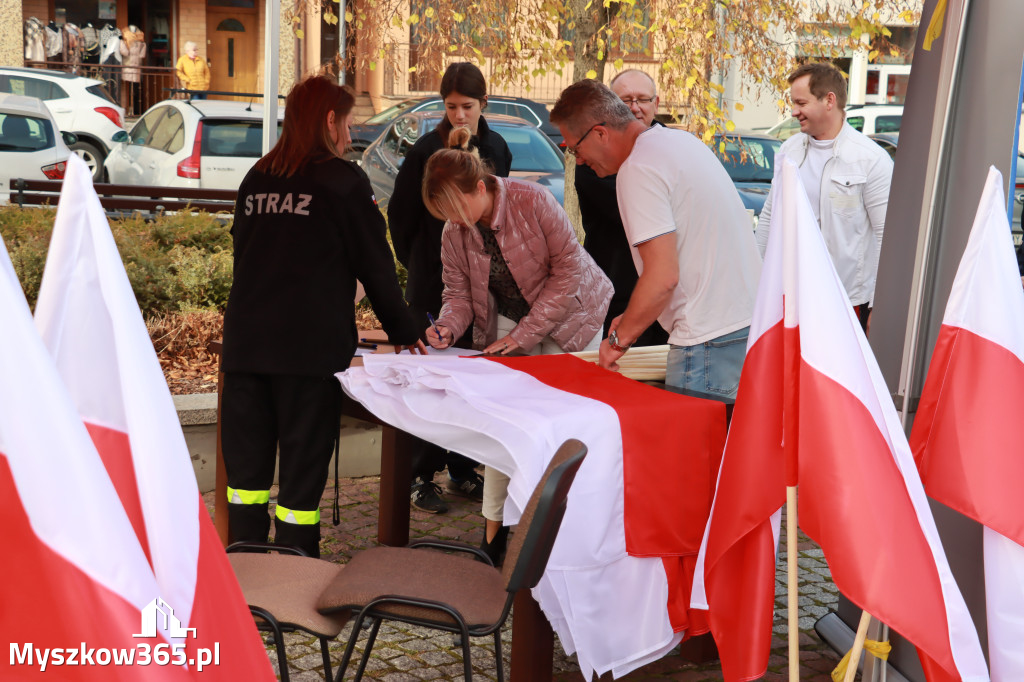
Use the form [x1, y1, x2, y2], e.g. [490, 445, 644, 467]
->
[133, 598, 197, 639]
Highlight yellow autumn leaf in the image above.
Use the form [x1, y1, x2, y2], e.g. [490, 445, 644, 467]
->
[725, 120, 735, 132]
[586, 69, 597, 79]
[369, 60, 376, 71]
[425, 7, 434, 18]
[295, 28, 304, 39]
[408, 14, 419, 24]
[614, 58, 624, 70]
[345, 11, 353, 22]
[735, 102, 745, 111]
[685, 75, 696, 90]
[702, 129, 714, 144]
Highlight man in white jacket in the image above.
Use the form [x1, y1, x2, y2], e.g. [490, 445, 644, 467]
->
[757, 62, 894, 329]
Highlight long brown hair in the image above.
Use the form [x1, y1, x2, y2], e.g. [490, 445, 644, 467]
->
[422, 127, 496, 223]
[435, 62, 488, 143]
[255, 75, 355, 177]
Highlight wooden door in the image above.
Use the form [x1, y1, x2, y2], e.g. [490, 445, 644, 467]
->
[205, 9, 258, 100]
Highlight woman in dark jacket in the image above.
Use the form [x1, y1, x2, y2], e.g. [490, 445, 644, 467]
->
[222, 75, 424, 557]
[387, 62, 513, 513]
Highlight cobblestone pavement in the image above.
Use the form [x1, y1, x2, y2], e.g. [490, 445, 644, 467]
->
[206, 474, 844, 681]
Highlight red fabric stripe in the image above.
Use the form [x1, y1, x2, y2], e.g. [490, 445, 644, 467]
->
[783, 322, 800, 486]
[911, 325, 1024, 547]
[185, 496, 276, 679]
[798, 361, 960, 678]
[488, 355, 727, 633]
[84, 422, 152, 566]
[0, 454, 188, 681]
[701, 321, 786, 681]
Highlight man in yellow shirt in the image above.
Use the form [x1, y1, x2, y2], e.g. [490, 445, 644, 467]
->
[175, 41, 210, 99]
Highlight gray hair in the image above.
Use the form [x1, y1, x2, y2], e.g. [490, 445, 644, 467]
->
[183, 41, 197, 51]
[550, 79, 637, 134]
[610, 69, 657, 96]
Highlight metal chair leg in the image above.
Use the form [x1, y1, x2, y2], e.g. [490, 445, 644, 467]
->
[353, 618, 382, 682]
[319, 637, 332, 681]
[336, 614, 365, 681]
[493, 630, 504, 682]
[460, 623, 473, 681]
[251, 607, 290, 682]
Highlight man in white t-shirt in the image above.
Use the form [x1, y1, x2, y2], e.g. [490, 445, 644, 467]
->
[550, 80, 762, 399]
[756, 63, 893, 330]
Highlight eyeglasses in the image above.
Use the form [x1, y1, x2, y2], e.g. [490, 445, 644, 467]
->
[621, 97, 656, 106]
[566, 121, 605, 157]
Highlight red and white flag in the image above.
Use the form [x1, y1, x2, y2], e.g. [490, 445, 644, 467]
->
[32, 154, 273, 679]
[0, 233, 189, 680]
[338, 352, 727, 678]
[910, 166, 1024, 682]
[692, 158, 989, 681]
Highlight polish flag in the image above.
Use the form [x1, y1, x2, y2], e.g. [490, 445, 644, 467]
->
[692, 158, 989, 681]
[32, 155, 274, 679]
[910, 166, 1024, 682]
[338, 352, 727, 678]
[0, 233, 188, 680]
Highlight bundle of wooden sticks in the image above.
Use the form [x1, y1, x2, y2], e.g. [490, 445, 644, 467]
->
[569, 344, 669, 381]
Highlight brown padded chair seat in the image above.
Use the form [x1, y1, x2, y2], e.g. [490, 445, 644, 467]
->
[318, 546, 507, 627]
[229, 553, 349, 637]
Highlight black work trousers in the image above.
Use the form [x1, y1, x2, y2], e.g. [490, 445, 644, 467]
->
[221, 371, 341, 558]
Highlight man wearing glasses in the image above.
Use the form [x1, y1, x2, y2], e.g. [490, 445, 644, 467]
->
[571, 70, 669, 346]
[551, 79, 761, 400]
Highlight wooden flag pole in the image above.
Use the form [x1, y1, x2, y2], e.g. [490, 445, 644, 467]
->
[787, 485, 799, 682]
[842, 610, 874, 682]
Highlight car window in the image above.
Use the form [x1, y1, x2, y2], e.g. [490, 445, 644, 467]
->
[493, 126, 563, 172]
[0, 75, 55, 100]
[202, 120, 280, 157]
[847, 116, 865, 132]
[85, 84, 118, 105]
[768, 117, 800, 140]
[487, 102, 508, 116]
[0, 112, 55, 151]
[714, 137, 780, 182]
[148, 107, 184, 153]
[363, 98, 422, 125]
[416, 100, 443, 113]
[507, 104, 540, 126]
[875, 116, 901, 133]
[129, 107, 170, 147]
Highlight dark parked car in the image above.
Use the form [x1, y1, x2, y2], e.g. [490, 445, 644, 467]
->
[347, 95, 561, 161]
[868, 132, 1024, 242]
[361, 111, 565, 208]
[711, 132, 781, 226]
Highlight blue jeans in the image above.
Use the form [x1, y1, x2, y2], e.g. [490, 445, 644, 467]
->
[665, 326, 749, 399]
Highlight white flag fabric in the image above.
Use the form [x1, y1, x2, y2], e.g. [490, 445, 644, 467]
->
[0, 231, 190, 680]
[339, 354, 697, 679]
[32, 154, 274, 678]
[910, 166, 1024, 681]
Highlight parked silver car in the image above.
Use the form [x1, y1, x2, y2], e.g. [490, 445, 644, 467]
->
[361, 112, 566, 208]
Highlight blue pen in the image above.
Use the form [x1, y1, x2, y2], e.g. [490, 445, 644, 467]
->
[426, 312, 442, 342]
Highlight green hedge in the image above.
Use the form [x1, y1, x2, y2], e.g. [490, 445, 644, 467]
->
[0, 206, 233, 315]
[0, 205, 407, 316]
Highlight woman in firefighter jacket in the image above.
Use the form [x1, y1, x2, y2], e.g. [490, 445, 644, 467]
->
[221, 75, 425, 557]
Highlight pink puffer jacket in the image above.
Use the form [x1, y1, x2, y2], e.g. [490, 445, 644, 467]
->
[436, 177, 613, 352]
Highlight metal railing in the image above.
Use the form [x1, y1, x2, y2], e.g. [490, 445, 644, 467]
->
[26, 60, 178, 117]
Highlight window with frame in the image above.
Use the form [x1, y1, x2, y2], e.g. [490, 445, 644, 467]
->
[129, 107, 169, 147]
[0, 113, 55, 151]
[148, 107, 184, 152]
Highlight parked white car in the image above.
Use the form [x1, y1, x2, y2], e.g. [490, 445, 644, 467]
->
[0, 67, 124, 182]
[767, 104, 904, 140]
[0, 93, 74, 203]
[104, 99, 283, 190]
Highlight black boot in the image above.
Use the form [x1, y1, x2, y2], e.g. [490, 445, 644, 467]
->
[274, 517, 322, 559]
[227, 502, 271, 546]
[480, 525, 509, 567]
